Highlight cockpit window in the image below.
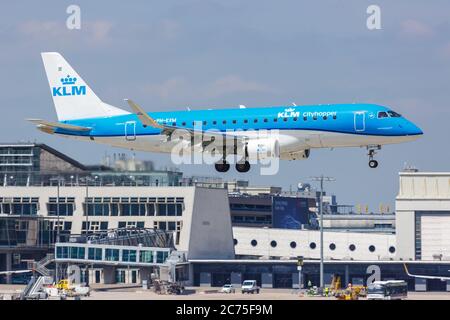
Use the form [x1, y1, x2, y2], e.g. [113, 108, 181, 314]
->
[378, 111, 388, 118]
[387, 111, 402, 117]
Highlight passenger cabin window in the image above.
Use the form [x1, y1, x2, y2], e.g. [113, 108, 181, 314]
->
[388, 111, 402, 117]
[378, 111, 388, 118]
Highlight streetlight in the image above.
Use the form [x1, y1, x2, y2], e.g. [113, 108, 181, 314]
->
[50, 176, 64, 282]
[309, 175, 335, 291]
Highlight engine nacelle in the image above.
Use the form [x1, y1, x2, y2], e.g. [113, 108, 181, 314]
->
[245, 139, 280, 161]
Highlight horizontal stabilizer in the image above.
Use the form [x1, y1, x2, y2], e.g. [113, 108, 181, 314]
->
[27, 119, 91, 132]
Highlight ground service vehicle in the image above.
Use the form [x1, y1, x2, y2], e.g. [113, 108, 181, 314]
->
[241, 280, 260, 294]
[367, 280, 408, 300]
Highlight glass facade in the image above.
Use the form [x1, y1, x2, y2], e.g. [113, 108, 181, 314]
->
[0, 197, 39, 215]
[140, 250, 153, 263]
[83, 197, 184, 217]
[122, 249, 137, 262]
[105, 248, 120, 261]
[88, 247, 103, 260]
[55, 245, 169, 265]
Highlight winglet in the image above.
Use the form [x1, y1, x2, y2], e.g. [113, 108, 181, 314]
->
[125, 99, 164, 129]
[403, 263, 413, 277]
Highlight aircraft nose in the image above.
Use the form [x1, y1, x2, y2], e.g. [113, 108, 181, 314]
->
[406, 121, 423, 136]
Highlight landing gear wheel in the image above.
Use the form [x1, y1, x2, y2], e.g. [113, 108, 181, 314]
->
[214, 161, 230, 173]
[236, 161, 251, 173]
[369, 160, 378, 168]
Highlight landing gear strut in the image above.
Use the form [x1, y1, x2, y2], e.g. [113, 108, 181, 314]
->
[367, 145, 381, 168]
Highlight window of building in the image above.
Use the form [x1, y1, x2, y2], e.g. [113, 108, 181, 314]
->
[140, 250, 153, 263]
[349, 244, 356, 251]
[290, 241, 297, 249]
[1, 197, 40, 215]
[251, 239, 258, 247]
[369, 245, 376, 252]
[105, 248, 119, 261]
[270, 240, 277, 248]
[310, 242, 316, 249]
[69, 246, 85, 260]
[88, 247, 102, 260]
[156, 251, 169, 264]
[122, 249, 137, 262]
[329, 243, 336, 250]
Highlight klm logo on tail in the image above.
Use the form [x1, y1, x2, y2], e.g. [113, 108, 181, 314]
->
[52, 75, 86, 96]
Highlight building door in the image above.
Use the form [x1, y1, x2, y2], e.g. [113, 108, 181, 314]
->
[131, 270, 137, 284]
[420, 214, 450, 260]
[354, 112, 365, 132]
[125, 121, 136, 141]
[95, 270, 101, 283]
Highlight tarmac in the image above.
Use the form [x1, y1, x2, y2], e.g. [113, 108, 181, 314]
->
[2, 284, 450, 300]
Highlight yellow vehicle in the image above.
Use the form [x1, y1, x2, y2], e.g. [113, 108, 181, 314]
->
[55, 279, 71, 290]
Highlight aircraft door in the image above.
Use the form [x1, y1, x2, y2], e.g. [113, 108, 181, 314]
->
[125, 121, 136, 141]
[354, 112, 365, 132]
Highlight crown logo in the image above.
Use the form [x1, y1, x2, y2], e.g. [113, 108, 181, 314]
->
[285, 107, 295, 112]
[60, 75, 77, 85]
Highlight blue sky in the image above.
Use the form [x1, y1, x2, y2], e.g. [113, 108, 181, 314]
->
[1, 1, 449, 210]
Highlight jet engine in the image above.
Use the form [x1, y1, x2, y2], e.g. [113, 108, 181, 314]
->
[244, 139, 280, 161]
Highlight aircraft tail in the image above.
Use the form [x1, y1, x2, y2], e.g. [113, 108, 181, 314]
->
[41, 52, 128, 121]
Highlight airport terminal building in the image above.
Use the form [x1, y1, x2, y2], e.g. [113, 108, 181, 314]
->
[1, 143, 450, 291]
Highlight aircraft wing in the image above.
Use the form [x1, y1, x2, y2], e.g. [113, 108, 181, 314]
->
[27, 119, 92, 132]
[403, 264, 450, 281]
[125, 99, 247, 153]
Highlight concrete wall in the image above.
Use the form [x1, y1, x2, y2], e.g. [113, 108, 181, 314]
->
[396, 172, 450, 260]
[233, 227, 396, 260]
[187, 188, 235, 260]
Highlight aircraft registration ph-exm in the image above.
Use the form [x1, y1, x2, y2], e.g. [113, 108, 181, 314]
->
[28, 52, 423, 173]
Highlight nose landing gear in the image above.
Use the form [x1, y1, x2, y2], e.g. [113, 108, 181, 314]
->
[367, 145, 381, 168]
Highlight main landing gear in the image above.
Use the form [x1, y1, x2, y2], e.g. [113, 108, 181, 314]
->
[214, 160, 230, 173]
[235, 161, 251, 173]
[367, 145, 381, 168]
[214, 160, 251, 173]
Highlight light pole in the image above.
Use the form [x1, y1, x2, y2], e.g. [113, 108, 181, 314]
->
[50, 176, 64, 282]
[310, 175, 335, 291]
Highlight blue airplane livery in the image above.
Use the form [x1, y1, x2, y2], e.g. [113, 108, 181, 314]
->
[28, 52, 423, 173]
